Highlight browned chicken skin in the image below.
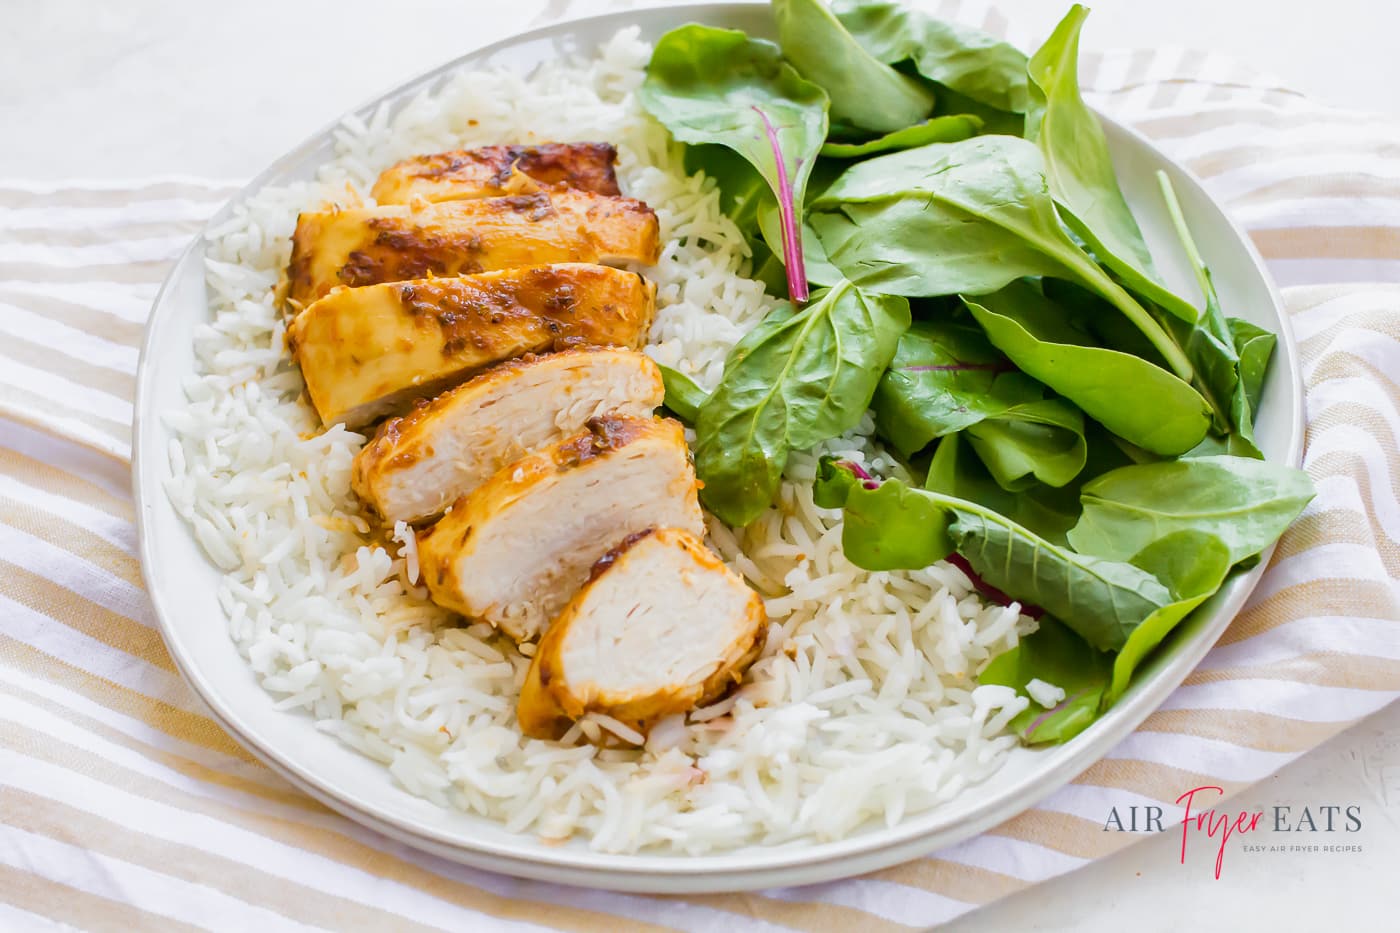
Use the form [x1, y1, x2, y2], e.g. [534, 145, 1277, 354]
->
[287, 263, 656, 428]
[417, 415, 705, 642]
[352, 347, 665, 525]
[284, 190, 660, 308]
[371, 143, 622, 204]
[518, 527, 766, 742]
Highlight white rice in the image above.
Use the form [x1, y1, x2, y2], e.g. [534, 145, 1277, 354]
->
[163, 28, 1036, 853]
[1027, 678, 1067, 709]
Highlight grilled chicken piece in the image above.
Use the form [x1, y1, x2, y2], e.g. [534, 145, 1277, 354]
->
[372, 143, 621, 204]
[288, 263, 655, 428]
[517, 527, 766, 742]
[417, 415, 703, 642]
[352, 348, 665, 524]
[284, 190, 660, 307]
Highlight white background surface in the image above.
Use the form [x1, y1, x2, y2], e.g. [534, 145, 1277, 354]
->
[4, 1, 1397, 929]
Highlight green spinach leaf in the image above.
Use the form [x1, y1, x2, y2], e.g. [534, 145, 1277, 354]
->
[1066, 454, 1315, 565]
[872, 318, 1042, 456]
[815, 458, 1174, 652]
[966, 398, 1087, 490]
[982, 532, 1231, 742]
[813, 458, 954, 567]
[949, 508, 1173, 652]
[1106, 532, 1233, 703]
[809, 136, 1195, 379]
[773, 0, 935, 133]
[695, 282, 910, 525]
[831, 0, 1030, 115]
[1025, 6, 1200, 325]
[963, 283, 1212, 455]
[980, 616, 1112, 744]
[925, 432, 1086, 545]
[1231, 317, 1276, 414]
[870, 318, 1087, 488]
[1154, 169, 1278, 455]
[658, 365, 708, 424]
[819, 114, 982, 158]
[641, 25, 829, 299]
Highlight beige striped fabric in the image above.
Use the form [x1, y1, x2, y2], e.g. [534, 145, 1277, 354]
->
[3, 30, 1400, 933]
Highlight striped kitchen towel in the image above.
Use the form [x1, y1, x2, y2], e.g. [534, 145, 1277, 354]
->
[2, 15, 1398, 933]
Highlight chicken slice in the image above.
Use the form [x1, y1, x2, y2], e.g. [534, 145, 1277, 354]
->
[288, 263, 655, 428]
[284, 189, 659, 307]
[517, 527, 766, 742]
[417, 415, 703, 642]
[371, 143, 621, 204]
[352, 348, 665, 525]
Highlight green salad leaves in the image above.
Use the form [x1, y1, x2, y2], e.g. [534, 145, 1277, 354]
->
[808, 137, 1197, 381]
[694, 281, 910, 525]
[642, 1, 1313, 746]
[1025, 5, 1201, 326]
[640, 25, 829, 300]
[773, 0, 935, 133]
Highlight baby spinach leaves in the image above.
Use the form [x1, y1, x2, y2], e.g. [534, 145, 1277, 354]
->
[963, 283, 1211, 455]
[871, 319, 1087, 489]
[966, 399, 1087, 490]
[1106, 533, 1232, 702]
[816, 459, 1175, 653]
[1066, 455, 1316, 565]
[809, 136, 1196, 380]
[979, 616, 1112, 744]
[642, 3, 1306, 749]
[694, 282, 910, 526]
[773, 0, 936, 133]
[818, 452, 1313, 659]
[832, 0, 1031, 116]
[1026, 6, 1200, 325]
[641, 25, 829, 300]
[819, 114, 982, 158]
[948, 506, 1174, 653]
[872, 319, 1039, 456]
[658, 365, 708, 424]
[1157, 170, 1277, 457]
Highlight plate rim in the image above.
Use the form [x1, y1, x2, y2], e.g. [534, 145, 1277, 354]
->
[132, 0, 1305, 892]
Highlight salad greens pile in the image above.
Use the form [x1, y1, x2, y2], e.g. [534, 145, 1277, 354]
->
[639, 0, 1314, 744]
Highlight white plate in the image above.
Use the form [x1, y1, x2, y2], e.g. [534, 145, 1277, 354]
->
[133, 1, 1304, 894]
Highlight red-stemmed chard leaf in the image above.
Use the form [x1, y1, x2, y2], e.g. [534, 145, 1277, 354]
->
[946, 553, 1045, 619]
[639, 25, 829, 303]
[753, 105, 808, 302]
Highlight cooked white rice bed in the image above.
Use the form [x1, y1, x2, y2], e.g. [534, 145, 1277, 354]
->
[164, 28, 1035, 854]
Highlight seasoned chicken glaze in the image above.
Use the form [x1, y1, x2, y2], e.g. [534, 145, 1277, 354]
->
[371, 142, 621, 204]
[287, 263, 655, 428]
[284, 190, 660, 307]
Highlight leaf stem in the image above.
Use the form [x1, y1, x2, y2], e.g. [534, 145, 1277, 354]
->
[1066, 251, 1195, 382]
[1156, 170, 1210, 302]
[1156, 170, 1233, 346]
[753, 105, 809, 303]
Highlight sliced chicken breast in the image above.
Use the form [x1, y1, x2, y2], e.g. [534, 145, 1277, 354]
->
[372, 143, 621, 204]
[417, 415, 704, 642]
[352, 348, 665, 524]
[517, 527, 766, 742]
[284, 189, 660, 307]
[288, 263, 655, 428]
